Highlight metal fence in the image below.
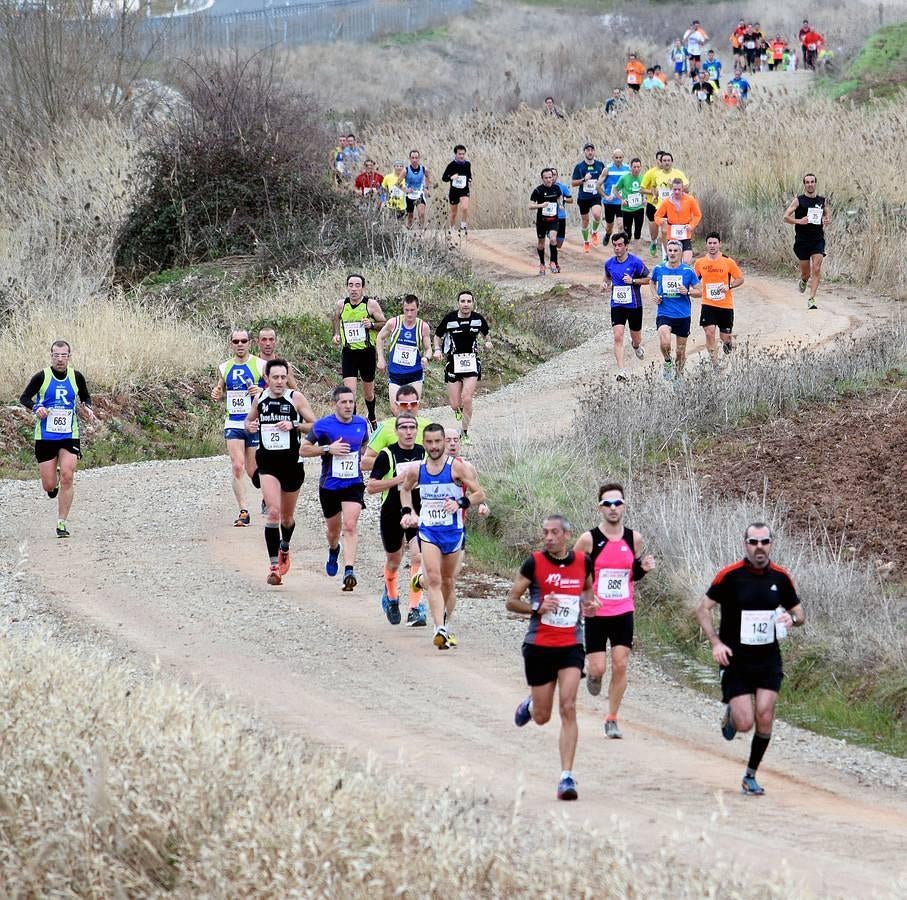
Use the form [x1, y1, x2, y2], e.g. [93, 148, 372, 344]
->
[140, 0, 472, 50]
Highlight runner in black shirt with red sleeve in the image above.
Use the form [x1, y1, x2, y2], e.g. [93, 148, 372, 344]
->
[696, 521, 805, 796]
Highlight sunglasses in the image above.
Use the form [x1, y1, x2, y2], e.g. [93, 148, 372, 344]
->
[231, 338, 249, 344]
[746, 538, 772, 546]
[599, 499, 624, 508]
[397, 400, 419, 408]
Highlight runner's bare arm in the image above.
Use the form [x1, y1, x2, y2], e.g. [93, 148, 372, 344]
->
[505, 574, 533, 613]
[375, 318, 394, 369]
[696, 596, 732, 665]
[782, 197, 801, 225]
[452, 458, 486, 505]
[367, 296, 387, 329]
[292, 392, 316, 433]
[211, 370, 226, 401]
[331, 300, 343, 345]
[420, 321, 433, 362]
[573, 531, 593, 554]
[243, 400, 260, 432]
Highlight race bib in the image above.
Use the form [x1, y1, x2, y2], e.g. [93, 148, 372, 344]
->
[406, 190, 423, 200]
[740, 609, 775, 646]
[343, 320, 367, 344]
[806, 206, 823, 225]
[807, 42, 816, 51]
[453, 352, 478, 374]
[45, 408, 74, 434]
[670, 224, 688, 239]
[452, 175, 467, 189]
[662, 274, 684, 294]
[611, 285, 633, 305]
[583, 179, 598, 193]
[697, 90, 707, 101]
[745, 40, 756, 49]
[421, 498, 453, 527]
[331, 452, 359, 479]
[260, 423, 290, 451]
[362, 187, 373, 195]
[706, 283, 726, 301]
[541, 593, 580, 628]
[392, 344, 418, 367]
[627, 73, 640, 84]
[541, 202, 558, 217]
[226, 390, 252, 415]
[596, 569, 630, 602]
[390, 186, 404, 198]
[626, 192, 643, 207]
[658, 187, 671, 201]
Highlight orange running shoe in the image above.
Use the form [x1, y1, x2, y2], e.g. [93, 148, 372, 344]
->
[277, 547, 291, 577]
[591, 232, 600, 246]
[583, 242, 591, 254]
[267, 565, 282, 586]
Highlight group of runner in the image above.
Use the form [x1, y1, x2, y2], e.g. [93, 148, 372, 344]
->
[530, 148, 828, 380]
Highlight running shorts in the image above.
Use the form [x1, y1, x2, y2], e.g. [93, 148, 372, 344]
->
[444, 360, 481, 384]
[224, 427, 260, 447]
[388, 369, 424, 387]
[418, 528, 465, 555]
[405, 195, 426, 213]
[319, 483, 366, 519]
[793, 239, 826, 260]
[379, 503, 419, 554]
[720, 657, 784, 703]
[611, 306, 644, 330]
[603, 203, 622, 224]
[523, 642, 585, 686]
[449, 188, 469, 206]
[655, 315, 691, 338]
[584, 611, 634, 653]
[341, 346, 377, 382]
[699, 305, 734, 332]
[577, 196, 602, 215]
[536, 219, 559, 240]
[645, 202, 659, 222]
[256, 452, 305, 493]
[34, 439, 81, 463]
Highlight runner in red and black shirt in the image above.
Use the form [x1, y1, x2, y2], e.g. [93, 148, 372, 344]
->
[696, 521, 806, 796]
[507, 515, 594, 802]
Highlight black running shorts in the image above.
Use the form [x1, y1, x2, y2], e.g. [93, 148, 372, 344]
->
[523, 642, 585, 686]
[584, 611, 634, 653]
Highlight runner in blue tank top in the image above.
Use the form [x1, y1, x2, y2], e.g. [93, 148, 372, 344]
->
[599, 148, 630, 243]
[376, 293, 433, 403]
[400, 424, 486, 650]
[19, 339, 100, 538]
[404, 149, 431, 230]
[211, 328, 265, 527]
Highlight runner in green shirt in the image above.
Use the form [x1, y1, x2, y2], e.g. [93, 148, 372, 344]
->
[611, 157, 646, 250]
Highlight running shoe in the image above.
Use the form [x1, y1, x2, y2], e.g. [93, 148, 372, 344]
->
[616, 369, 629, 383]
[583, 242, 591, 254]
[633, 344, 645, 360]
[267, 565, 282, 586]
[445, 632, 458, 648]
[234, 509, 251, 527]
[55, 520, 70, 539]
[556, 774, 578, 801]
[723, 340, 734, 354]
[454, 408, 462, 422]
[720, 704, 737, 741]
[325, 545, 340, 577]
[603, 719, 623, 739]
[342, 568, 357, 592]
[433, 627, 450, 649]
[47, 471, 60, 499]
[807, 297, 818, 310]
[549, 262, 560, 274]
[740, 774, 765, 796]
[649, 241, 658, 256]
[406, 606, 425, 626]
[662, 360, 674, 382]
[277, 546, 291, 577]
[538, 265, 546, 276]
[460, 224, 468, 237]
[591, 231, 600, 246]
[411, 572, 424, 592]
[514, 695, 532, 727]
[381, 587, 401, 625]
[586, 675, 602, 696]
[461, 431, 472, 445]
[797, 278, 807, 293]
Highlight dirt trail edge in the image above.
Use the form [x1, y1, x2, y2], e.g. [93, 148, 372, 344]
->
[4, 228, 905, 898]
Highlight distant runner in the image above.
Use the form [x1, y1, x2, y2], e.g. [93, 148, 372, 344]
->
[601, 231, 649, 382]
[611, 157, 646, 250]
[696, 522, 805, 796]
[571, 143, 605, 253]
[783, 173, 828, 310]
[651, 240, 701, 380]
[598, 148, 629, 243]
[375, 293, 433, 403]
[404, 149, 431, 230]
[529, 168, 564, 274]
[300, 385, 371, 591]
[441, 144, 472, 243]
[211, 328, 265, 527]
[693, 232, 745, 366]
[244, 359, 314, 585]
[508, 514, 594, 801]
[641, 152, 689, 258]
[19, 340, 100, 538]
[654, 178, 702, 264]
[573, 484, 655, 739]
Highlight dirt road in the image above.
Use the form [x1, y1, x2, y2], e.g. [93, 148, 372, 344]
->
[4, 229, 905, 897]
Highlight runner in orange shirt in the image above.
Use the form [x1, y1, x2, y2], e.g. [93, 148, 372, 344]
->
[654, 179, 702, 264]
[769, 35, 787, 71]
[625, 53, 646, 92]
[693, 232, 745, 366]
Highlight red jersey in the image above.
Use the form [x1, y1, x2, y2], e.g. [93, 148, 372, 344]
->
[521, 550, 590, 648]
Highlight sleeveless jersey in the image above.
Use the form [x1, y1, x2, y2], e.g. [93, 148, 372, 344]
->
[417, 457, 464, 540]
[794, 193, 826, 241]
[375, 443, 425, 509]
[589, 526, 636, 617]
[523, 550, 587, 648]
[219, 357, 265, 428]
[386, 317, 424, 378]
[404, 165, 426, 199]
[339, 298, 372, 350]
[256, 389, 302, 458]
[33, 367, 79, 441]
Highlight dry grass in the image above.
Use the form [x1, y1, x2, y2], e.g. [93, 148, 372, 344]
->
[0, 613, 797, 897]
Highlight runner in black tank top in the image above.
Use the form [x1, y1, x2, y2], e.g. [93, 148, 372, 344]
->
[783, 173, 828, 309]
